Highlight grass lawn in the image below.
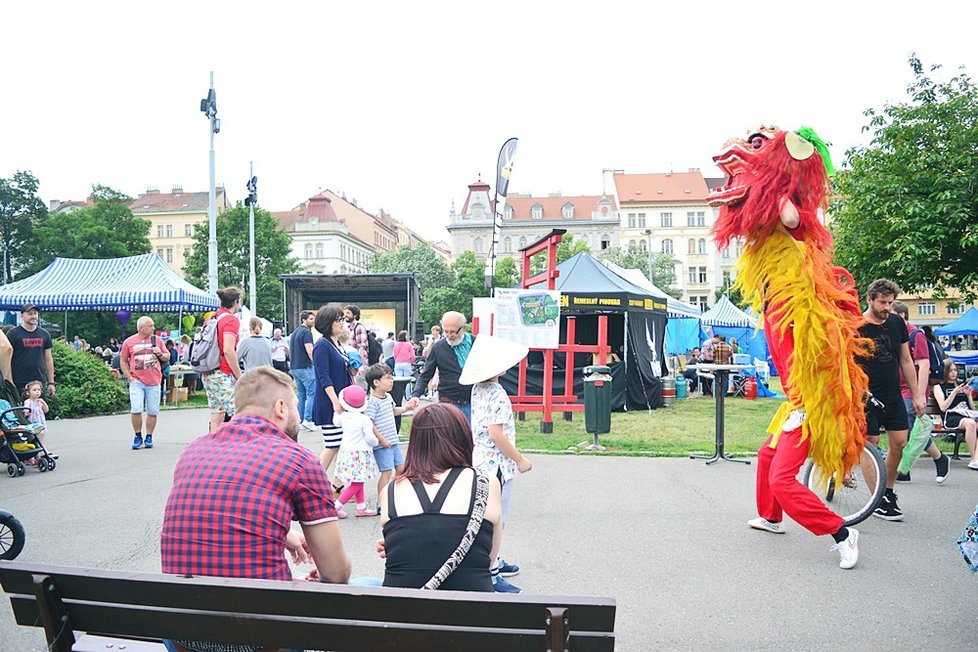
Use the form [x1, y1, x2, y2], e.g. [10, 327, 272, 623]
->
[514, 384, 784, 457]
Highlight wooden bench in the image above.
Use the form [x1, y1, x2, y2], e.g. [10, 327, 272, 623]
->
[0, 562, 617, 651]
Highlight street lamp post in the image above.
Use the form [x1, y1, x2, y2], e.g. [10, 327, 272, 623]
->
[245, 165, 258, 314]
[200, 72, 220, 294]
[644, 229, 653, 281]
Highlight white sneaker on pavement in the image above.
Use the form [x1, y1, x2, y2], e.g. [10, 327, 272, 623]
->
[747, 517, 785, 534]
[301, 420, 317, 431]
[831, 528, 859, 569]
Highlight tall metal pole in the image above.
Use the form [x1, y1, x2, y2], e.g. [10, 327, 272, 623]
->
[203, 72, 220, 295]
[248, 161, 256, 314]
[645, 229, 653, 281]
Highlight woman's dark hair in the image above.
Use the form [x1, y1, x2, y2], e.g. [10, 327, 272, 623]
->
[921, 325, 937, 343]
[397, 330, 408, 342]
[314, 304, 344, 335]
[217, 286, 243, 309]
[399, 403, 473, 484]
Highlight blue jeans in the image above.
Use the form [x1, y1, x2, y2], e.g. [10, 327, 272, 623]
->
[292, 367, 316, 422]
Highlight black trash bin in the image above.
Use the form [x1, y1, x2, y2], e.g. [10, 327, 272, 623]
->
[583, 365, 612, 446]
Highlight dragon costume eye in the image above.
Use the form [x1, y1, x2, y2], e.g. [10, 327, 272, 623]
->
[750, 135, 766, 150]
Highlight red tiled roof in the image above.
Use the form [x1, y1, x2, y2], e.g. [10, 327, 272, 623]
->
[272, 208, 304, 231]
[130, 191, 215, 213]
[503, 194, 616, 221]
[613, 171, 709, 204]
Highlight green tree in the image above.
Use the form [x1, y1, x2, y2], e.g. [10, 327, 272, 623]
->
[831, 55, 978, 300]
[603, 245, 683, 299]
[714, 278, 745, 307]
[529, 233, 591, 276]
[0, 170, 46, 283]
[493, 255, 521, 289]
[369, 244, 454, 291]
[184, 204, 298, 319]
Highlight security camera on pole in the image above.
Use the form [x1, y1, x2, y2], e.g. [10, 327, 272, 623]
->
[199, 72, 220, 295]
[244, 165, 258, 314]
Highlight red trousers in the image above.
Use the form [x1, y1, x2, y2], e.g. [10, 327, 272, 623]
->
[756, 427, 844, 536]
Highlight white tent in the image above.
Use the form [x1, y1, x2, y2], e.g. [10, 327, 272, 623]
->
[601, 260, 701, 318]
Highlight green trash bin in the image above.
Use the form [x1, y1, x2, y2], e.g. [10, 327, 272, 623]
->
[583, 365, 612, 445]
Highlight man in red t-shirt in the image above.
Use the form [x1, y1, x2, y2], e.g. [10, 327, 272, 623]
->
[893, 301, 950, 483]
[120, 316, 170, 450]
[202, 287, 243, 432]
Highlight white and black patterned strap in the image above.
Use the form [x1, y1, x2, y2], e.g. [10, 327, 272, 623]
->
[422, 471, 490, 590]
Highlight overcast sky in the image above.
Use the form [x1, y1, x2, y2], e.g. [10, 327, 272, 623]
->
[2, 2, 975, 242]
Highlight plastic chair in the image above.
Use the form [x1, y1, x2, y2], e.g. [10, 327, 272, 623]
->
[753, 357, 770, 383]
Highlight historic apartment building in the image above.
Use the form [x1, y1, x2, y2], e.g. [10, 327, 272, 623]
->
[273, 194, 374, 274]
[612, 170, 737, 311]
[131, 186, 227, 276]
[446, 179, 620, 262]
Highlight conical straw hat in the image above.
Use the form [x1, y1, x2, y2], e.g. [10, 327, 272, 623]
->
[459, 334, 529, 385]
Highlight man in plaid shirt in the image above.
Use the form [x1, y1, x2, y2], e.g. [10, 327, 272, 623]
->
[161, 367, 351, 584]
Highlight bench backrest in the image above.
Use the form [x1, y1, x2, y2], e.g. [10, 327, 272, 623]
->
[0, 562, 616, 651]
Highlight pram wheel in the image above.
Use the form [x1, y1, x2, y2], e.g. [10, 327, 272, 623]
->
[0, 512, 25, 560]
[44, 457, 55, 471]
[6, 464, 15, 478]
[16, 463, 25, 477]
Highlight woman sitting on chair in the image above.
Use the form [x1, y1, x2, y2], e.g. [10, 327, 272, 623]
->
[933, 362, 978, 470]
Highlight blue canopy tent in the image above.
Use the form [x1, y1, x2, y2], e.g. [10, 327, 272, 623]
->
[699, 295, 774, 375]
[935, 307, 978, 337]
[0, 255, 218, 332]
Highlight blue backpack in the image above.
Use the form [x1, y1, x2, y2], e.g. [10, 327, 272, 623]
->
[909, 328, 945, 382]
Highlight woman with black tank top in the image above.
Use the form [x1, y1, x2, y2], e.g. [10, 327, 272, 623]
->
[377, 403, 502, 591]
[933, 363, 978, 469]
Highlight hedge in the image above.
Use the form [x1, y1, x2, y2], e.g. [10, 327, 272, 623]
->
[46, 341, 129, 418]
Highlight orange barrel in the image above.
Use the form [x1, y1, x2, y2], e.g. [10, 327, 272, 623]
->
[662, 376, 676, 406]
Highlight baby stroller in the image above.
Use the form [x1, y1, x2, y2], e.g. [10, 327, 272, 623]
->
[0, 380, 56, 477]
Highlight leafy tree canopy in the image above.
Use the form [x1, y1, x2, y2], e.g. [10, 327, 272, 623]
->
[369, 244, 454, 291]
[529, 232, 591, 276]
[602, 245, 683, 299]
[183, 203, 298, 319]
[831, 55, 978, 301]
[0, 170, 47, 282]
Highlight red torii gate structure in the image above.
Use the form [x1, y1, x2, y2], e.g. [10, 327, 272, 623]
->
[487, 229, 611, 433]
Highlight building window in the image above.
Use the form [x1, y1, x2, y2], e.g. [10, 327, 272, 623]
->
[315, 243, 323, 258]
[628, 239, 637, 250]
[166, 224, 173, 238]
[722, 246, 730, 259]
[919, 302, 936, 316]
[304, 243, 313, 258]
[639, 239, 647, 252]
[698, 238, 707, 254]
[722, 271, 731, 285]
[600, 236, 610, 250]
[698, 267, 708, 284]
[474, 237, 483, 253]
[157, 248, 164, 259]
[688, 238, 696, 254]
[185, 224, 193, 237]
[662, 239, 673, 254]
[563, 203, 574, 219]
[698, 296, 709, 311]
[531, 204, 543, 219]
[661, 212, 672, 227]
[519, 236, 527, 249]
[628, 213, 636, 228]
[157, 225, 164, 238]
[687, 212, 696, 226]
[948, 303, 966, 315]
[637, 213, 646, 228]
[697, 211, 706, 227]
[688, 267, 697, 285]
[166, 248, 173, 263]
[503, 237, 512, 253]
[503, 205, 513, 220]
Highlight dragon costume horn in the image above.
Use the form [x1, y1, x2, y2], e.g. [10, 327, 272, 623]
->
[796, 126, 835, 176]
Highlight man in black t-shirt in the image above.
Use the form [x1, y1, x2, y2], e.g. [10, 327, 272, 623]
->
[7, 303, 55, 396]
[290, 310, 316, 429]
[856, 279, 925, 522]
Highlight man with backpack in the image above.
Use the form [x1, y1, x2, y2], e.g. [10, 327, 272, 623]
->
[120, 316, 170, 450]
[194, 287, 243, 432]
[892, 301, 950, 484]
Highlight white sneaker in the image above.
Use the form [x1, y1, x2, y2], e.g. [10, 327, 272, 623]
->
[830, 528, 859, 569]
[301, 420, 317, 431]
[968, 460, 978, 470]
[747, 517, 785, 534]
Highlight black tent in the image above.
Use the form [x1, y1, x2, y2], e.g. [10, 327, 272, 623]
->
[515, 253, 669, 411]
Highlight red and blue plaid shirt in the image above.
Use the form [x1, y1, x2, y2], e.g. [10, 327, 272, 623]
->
[161, 414, 337, 581]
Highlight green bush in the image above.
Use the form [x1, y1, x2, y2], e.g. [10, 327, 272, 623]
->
[47, 341, 128, 418]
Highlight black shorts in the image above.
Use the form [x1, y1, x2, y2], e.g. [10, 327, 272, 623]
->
[865, 394, 909, 435]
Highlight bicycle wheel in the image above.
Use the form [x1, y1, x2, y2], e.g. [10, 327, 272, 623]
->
[802, 444, 886, 526]
[0, 512, 25, 560]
